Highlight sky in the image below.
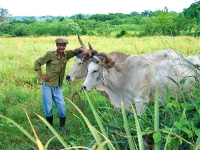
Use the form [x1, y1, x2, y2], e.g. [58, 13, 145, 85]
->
[0, 0, 197, 17]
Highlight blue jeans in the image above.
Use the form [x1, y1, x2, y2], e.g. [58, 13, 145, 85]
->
[42, 81, 66, 117]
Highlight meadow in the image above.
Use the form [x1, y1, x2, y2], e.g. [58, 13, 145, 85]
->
[0, 36, 199, 149]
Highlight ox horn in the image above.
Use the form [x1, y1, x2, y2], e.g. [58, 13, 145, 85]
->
[88, 42, 93, 50]
[96, 52, 115, 68]
[78, 35, 86, 49]
[88, 42, 98, 56]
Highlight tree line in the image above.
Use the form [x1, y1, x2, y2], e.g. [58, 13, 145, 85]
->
[0, 1, 200, 38]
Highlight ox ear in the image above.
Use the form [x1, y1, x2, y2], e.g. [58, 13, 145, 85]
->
[107, 59, 115, 68]
[102, 67, 108, 86]
[90, 50, 98, 56]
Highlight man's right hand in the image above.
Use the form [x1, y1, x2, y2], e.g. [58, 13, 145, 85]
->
[40, 75, 50, 82]
[37, 70, 50, 82]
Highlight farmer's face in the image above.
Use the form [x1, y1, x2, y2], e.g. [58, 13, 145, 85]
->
[57, 43, 66, 53]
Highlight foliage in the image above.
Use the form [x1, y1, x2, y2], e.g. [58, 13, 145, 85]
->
[0, 18, 82, 37]
[116, 30, 127, 38]
[1, 81, 199, 149]
[140, 9, 194, 36]
[0, 4, 199, 37]
[183, 1, 200, 37]
[184, 1, 200, 23]
[0, 7, 11, 25]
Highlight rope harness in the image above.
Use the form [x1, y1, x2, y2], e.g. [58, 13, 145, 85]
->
[93, 56, 109, 69]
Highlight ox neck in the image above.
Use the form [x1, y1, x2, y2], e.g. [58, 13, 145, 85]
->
[104, 65, 125, 88]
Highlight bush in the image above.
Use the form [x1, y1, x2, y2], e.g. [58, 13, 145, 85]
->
[116, 30, 127, 38]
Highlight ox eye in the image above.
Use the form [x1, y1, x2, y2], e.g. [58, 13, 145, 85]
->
[78, 62, 83, 66]
[92, 70, 98, 74]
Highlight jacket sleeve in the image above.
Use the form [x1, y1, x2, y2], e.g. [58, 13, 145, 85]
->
[65, 48, 81, 60]
[34, 52, 51, 71]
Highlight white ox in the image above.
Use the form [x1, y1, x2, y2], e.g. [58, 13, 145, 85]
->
[67, 45, 186, 99]
[66, 48, 183, 99]
[66, 48, 184, 82]
[82, 52, 199, 115]
[186, 54, 200, 66]
[66, 36, 130, 98]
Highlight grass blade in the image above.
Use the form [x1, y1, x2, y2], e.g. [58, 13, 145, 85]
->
[0, 115, 36, 144]
[44, 136, 56, 150]
[193, 135, 200, 150]
[23, 109, 44, 150]
[154, 84, 161, 150]
[131, 104, 144, 150]
[83, 91, 115, 150]
[69, 141, 90, 150]
[121, 102, 136, 150]
[111, 135, 121, 150]
[97, 140, 109, 150]
[66, 97, 103, 146]
[36, 114, 70, 148]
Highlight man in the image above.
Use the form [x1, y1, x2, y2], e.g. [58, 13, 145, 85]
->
[34, 37, 89, 133]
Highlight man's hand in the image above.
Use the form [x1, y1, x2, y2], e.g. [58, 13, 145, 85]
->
[37, 70, 50, 82]
[80, 48, 90, 57]
[40, 75, 50, 82]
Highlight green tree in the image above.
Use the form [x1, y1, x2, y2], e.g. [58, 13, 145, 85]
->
[154, 7, 174, 35]
[140, 7, 191, 36]
[173, 13, 195, 36]
[70, 13, 85, 20]
[11, 23, 30, 36]
[183, 1, 200, 37]
[0, 7, 11, 25]
[184, 1, 200, 23]
[141, 10, 155, 17]
[89, 14, 114, 22]
[46, 19, 82, 36]
[73, 19, 88, 35]
[0, 7, 12, 36]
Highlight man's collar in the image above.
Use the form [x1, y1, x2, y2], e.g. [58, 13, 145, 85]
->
[55, 50, 65, 56]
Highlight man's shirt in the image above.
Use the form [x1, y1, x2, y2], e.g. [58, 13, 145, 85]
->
[34, 49, 80, 87]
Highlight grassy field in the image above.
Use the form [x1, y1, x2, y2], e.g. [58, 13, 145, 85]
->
[0, 35, 199, 149]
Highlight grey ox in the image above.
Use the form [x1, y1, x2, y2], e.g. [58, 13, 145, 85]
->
[66, 36, 130, 98]
[82, 52, 200, 115]
[66, 37, 186, 99]
[66, 37, 130, 82]
[66, 36, 184, 82]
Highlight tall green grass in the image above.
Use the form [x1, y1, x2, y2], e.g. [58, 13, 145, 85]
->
[1, 82, 199, 149]
[0, 36, 199, 149]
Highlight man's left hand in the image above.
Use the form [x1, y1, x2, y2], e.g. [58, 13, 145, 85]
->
[80, 48, 90, 57]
